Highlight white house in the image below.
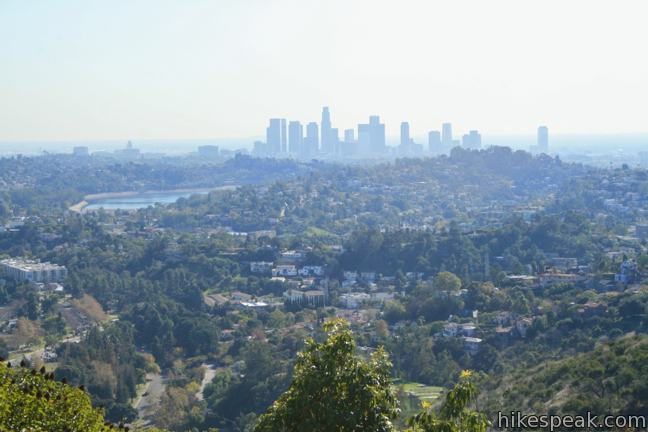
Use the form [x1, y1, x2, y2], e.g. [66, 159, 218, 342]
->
[272, 265, 298, 277]
[340, 292, 370, 309]
[250, 261, 273, 274]
[298, 265, 325, 277]
[281, 250, 304, 263]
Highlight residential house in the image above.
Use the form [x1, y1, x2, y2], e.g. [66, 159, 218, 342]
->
[299, 265, 325, 277]
[272, 265, 298, 277]
[340, 292, 370, 309]
[250, 261, 274, 274]
[231, 291, 252, 302]
[463, 337, 482, 355]
[516, 317, 533, 337]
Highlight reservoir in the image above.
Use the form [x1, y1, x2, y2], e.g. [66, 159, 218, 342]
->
[81, 187, 231, 211]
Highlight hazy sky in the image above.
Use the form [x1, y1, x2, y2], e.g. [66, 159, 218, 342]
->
[1, 0, 647, 141]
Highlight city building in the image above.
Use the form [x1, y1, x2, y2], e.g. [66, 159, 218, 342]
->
[400, 122, 410, 147]
[288, 121, 303, 155]
[341, 128, 357, 155]
[358, 115, 386, 154]
[266, 118, 284, 155]
[442, 123, 453, 147]
[0, 258, 68, 283]
[531, 126, 549, 154]
[428, 130, 441, 152]
[321, 106, 334, 154]
[330, 128, 340, 155]
[304, 122, 319, 157]
[281, 119, 287, 153]
[344, 128, 355, 143]
[537, 126, 549, 152]
[462, 130, 482, 149]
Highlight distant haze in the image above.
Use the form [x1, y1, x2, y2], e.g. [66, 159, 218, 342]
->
[1, 0, 647, 142]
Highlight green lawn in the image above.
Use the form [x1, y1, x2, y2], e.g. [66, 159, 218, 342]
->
[400, 381, 444, 402]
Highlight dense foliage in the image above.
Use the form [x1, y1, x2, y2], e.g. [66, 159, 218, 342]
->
[0, 361, 112, 431]
[255, 319, 399, 432]
[2, 149, 648, 430]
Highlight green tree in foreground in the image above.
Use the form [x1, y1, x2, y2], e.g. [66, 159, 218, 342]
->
[254, 319, 399, 432]
[0, 360, 112, 431]
[407, 370, 489, 432]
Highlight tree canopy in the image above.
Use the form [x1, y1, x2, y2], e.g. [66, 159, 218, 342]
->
[254, 319, 399, 432]
[0, 360, 112, 432]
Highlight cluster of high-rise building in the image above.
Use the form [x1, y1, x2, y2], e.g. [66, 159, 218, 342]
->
[254, 107, 388, 158]
[253, 106, 548, 159]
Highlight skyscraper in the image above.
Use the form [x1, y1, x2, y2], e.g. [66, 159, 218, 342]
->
[304, 122, 319, 157]
[461, 130, 482, 149]
[358, 116, 386, 154]
[537, 126, 549, 153]
[330, 128, 340, 155]
[442, 123, 453, 146]
[266, 118, 283, 155]
[344, 129, 355, 143]
[288, 121, 303, 155]
[281, 119, 287, 153]
[428, 130, 441, 152]
[321, 107, 333, 154]
[400, 122, 410, 147]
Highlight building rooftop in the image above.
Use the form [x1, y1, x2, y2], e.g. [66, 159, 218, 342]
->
[0, 258, 66, 272]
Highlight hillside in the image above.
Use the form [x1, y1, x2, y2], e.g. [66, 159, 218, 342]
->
[481, 333, 648, 416]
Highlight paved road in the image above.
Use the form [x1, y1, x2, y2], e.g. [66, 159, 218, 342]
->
[196, 363, 217, 401]
[133, 372, 166, 424]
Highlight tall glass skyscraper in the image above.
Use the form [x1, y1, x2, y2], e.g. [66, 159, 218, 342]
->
[537, 126, 549, 152]
[321, 107, 334, 154]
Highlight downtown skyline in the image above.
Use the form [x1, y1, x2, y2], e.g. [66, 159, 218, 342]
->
[253, 106, 548, 159]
